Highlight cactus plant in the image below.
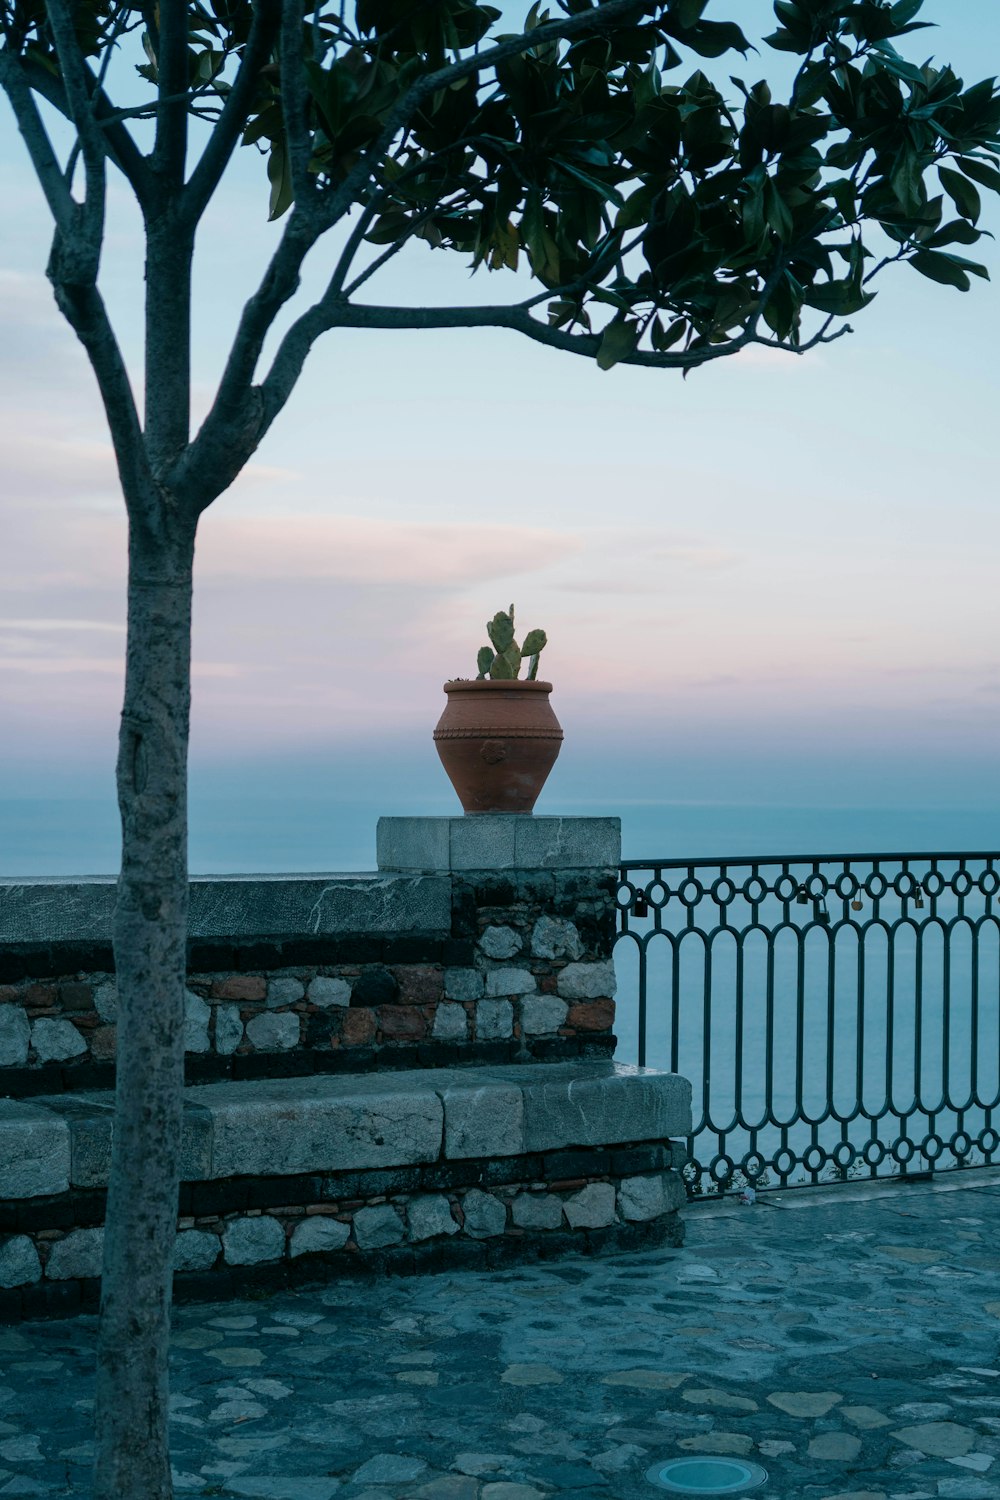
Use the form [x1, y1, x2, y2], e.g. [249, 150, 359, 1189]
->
[475, 605, 547, 681]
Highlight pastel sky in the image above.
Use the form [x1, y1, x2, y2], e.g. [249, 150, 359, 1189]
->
[2, 1, 1000, 871]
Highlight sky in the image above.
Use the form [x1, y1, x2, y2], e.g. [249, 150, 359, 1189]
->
[2, 1, 1000, 872]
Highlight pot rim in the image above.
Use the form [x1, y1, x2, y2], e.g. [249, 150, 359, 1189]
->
[443, 678, 553, 692]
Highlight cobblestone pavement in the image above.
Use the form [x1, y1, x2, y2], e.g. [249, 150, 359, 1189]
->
[2, 1173, 999, 1500]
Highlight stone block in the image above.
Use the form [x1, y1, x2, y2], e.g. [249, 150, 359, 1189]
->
[484, 968, 536, 998]
[309, 977, 352, 1008]
[516, 1063, 692, 1152]
[432, 1004, 468, 1042]
[475, 1000, 513, 1040]
[30, 1018, 87, 1063]
[214, 1006, 245, 1056]
[341, 1008, 376, 1046]
[246, 1011, 301, 1051]
[0, 1100, 70, 1199]
[511, 1193, 564, 1231]
[376, 816, 620, 872]
[376, 816, 452, 872]
[0, 1005, 30, 1067]
[514, 817, 620, 869]
[222, 1216, 286, 1266]
[197, 1074, 445, 1177]
[213, 976, 266, 1002]
[556, 959, 618, 1001]
[442, 1081, 524, 1160]
[290, 1217, 350, 1258]
[35, 1095, 213, 1188]
[378, 1005, 426, 1042]
[461, 1189, 507, 1238]
[530, 917, 584, 961]
[479, 926, 523, 960]
[47, 1227, 104, 1280]
[184, 991, 211, 1054]
[407, 1194, 459, 1242]
[94, 981, 118, 1022]
[0, 1235, 42, 1289]
[563, 1181, 617, 1229]
[520, 996, 568, 1035]
[267, 977, 305, 1009]
[353, 1204, 405, 1249]
[618, 1172, 686, 1222]
[444, 968, 483, 1001]
[566, 1000, 615, 1032]
[173, 1231, 221, 1272]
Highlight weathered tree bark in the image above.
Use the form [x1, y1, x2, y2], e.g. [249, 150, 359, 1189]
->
[93, 510, 196, 1500]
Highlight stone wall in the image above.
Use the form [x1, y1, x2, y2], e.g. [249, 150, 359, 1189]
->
[0, 819, 620, 1094]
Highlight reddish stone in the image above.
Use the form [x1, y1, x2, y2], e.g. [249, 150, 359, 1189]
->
[340, 1008, 376, 1047]
[566, 999, 615, 1032]
[24, 984, 57, 1007]
[393, 965, 445, 1005]
[378, 1005, 427, 1042]
[0, 986, 19, 1002]
[211, 976, 266, 1001]
[91, 1025, 117, 1061]
[538, 974, 558, 994]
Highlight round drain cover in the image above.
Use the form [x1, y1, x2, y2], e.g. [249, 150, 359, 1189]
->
[645, 1457, 769, 1494]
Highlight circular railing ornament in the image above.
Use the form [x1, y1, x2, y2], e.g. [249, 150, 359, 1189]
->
[645, 1457, 769, 1494]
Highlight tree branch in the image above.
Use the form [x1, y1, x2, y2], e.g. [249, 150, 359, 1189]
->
[18, 56, 152, 209]
[43, 0, 108, 277]
[0, 50, 77, 231]
[183, 0, 282, 225]
[280, 0, 312, 202]
[151, 0, 188, 191]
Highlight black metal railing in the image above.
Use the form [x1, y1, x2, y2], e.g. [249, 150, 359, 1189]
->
[615, 852, 1000, 1196]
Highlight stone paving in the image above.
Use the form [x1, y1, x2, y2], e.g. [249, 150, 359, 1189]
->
[1, 1172, 999, 1500]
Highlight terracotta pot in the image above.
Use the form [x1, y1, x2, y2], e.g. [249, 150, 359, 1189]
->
[433, 679, 563, 814]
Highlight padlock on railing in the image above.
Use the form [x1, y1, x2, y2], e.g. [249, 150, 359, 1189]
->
[632, 891, 649, 918]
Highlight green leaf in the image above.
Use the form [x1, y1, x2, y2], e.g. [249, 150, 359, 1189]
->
[521, 629, 547, 655]
[596, 318, 640, 371]
[939, 165, 982, 223]
[957, 157, 1000, 195]
[477, 647, 495, 679]
[909, 250, 971, 289]
[267, 139, 293, 222]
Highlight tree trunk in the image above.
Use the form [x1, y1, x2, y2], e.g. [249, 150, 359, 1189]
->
[94, 512, 196, 1500]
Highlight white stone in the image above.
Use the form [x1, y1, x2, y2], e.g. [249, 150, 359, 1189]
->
[0, 1236, 41, 1289]
[520, 996, 568, 1035]
[564, 1182, 617, 1229]
[407, 1195, 459, 1242]
[484, 968, 536, 998]
[30, 1018, 86, 1063]
[353, 1455, 426, 1486]
[479, 926, 523, 960]
[46, 1227, 104, 1280]
[308, 977, 352, 1008]
[445, 969, 484, 1001]
[246, 1011, 300, 1051]
[184, 991, 211, 1054]
[173, 1231, 221, 1272]
[556, 959, 617, 1001]
[267, 977, 305, 1009]
[214, 1006, 245, 1055]
[461, 1189, 507, 1239]
[476, 999, 514, 1040]
[222, 1217, 286, 1266]
[94, 982, 118, 1022]
[353, 1204, 405, 1250]
[618, 1173, 685, 1222]
[531, 917, 584, 961]
[432, 1004, 468, 1042]
[511, 1193, 564, 1230]
[289, 1217, 350, 1258]
[0, 1008, 30, 1067]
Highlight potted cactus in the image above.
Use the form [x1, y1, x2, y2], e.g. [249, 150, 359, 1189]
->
[434, 605, 563, 814]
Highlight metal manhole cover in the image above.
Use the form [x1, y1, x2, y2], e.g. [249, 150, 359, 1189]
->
[645, 1457, 769, 1494]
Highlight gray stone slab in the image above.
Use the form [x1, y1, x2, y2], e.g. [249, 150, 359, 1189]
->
[441, 1080, 525, 1159]
[377, 816, 621, 872]
[0, 873, 450, 944]
[194, 1074, 445, 1177]
[0, 1100, 70, 1199]
[35, 1094, 214, 1188]
[512, 1063, 692, 1152]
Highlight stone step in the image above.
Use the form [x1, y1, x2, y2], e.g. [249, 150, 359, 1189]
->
[0, 1062, 691, 1319]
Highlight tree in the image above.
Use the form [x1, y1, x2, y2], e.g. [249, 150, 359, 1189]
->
[1, 0, 998, 1494]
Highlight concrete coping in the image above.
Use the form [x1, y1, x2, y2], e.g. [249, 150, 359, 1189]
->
[377, 816, 622, 873]
[0, 1062, 692, 1198]
[0, 872, 451, 946]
